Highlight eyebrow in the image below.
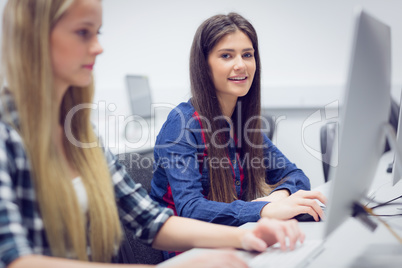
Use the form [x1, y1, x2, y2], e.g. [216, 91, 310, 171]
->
[79, 21, 95, 27]
[77, 21, 102, 28]
[216, 48, 254, 52]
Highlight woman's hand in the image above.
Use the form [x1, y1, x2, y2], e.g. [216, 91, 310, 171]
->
[253, 189, 290, 203]
[241, 218, 305, 252]
[259, 190, 327, 221]
[169, 250, 249, 268]
[167, 218, 304, 267]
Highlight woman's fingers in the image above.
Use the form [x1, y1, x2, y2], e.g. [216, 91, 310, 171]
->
[297, 205, 320, 222]
[254, 218, 305, 251]
[280, 219, 305, 250]
[297, 199, 324, 221]
[241, 231, 267, 252]
[177, 251, 249, 268]
[283, 221, 296, 250]
[294, 190, 327, 205]
[274, 225, 287, 251]
[260, 190, 327, 221]
[287, 190, 327, 221]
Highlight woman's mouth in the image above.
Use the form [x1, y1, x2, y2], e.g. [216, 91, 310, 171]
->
[228, 76, 247, 82]
[83, 64, 94, 70]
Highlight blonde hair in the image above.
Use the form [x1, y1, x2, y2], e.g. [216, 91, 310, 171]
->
[1, 0, 122, 262]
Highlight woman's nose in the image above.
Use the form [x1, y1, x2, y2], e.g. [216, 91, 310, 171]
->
[90, 37, 103, 55]
[234, 56, 245, 71]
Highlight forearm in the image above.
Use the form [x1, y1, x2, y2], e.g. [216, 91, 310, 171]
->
[8, 255, 153, 268]
[179, 198, 267, 226]
[152, 216, 247, 251]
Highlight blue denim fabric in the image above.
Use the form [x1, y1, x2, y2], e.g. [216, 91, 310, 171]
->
[150, 100, 311, 229]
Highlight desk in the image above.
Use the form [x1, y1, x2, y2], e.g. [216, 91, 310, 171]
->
[161, 152, 402, 268]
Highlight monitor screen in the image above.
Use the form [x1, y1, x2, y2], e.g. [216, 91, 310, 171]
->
[324, 8, 391, 237]
[392, 90, 402, 186]
[126, 75, 153, 119]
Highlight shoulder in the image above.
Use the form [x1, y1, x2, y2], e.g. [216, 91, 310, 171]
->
[155, 101, 205, 147]
[168, 101, 196, 119]
[163, 101, 201, 129]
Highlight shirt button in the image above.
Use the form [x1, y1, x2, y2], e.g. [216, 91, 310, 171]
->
[235, 180, 240, 186]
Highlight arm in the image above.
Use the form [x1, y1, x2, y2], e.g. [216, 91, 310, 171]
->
[153, 216, 305, 252]
[151, 112, 268, 226]
[260, 190, 327, 221]
[256, 135, 327, 220]
[0, 125, 34, 268]
[10, 254, 252, 268]
[152, 216, 247, 251]
[105, 150, 174, 246]
[9, 256, 153, 268]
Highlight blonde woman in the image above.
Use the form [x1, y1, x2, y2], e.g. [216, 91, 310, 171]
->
[0, 0, 305, 267]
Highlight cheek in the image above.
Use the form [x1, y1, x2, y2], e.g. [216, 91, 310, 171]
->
[51, 37, 71, 73]
[211, 64, 228, 81]
[248, 63, 256, 78]
[51, 50, 72, 80]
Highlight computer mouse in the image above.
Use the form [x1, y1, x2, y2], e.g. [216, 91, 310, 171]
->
[293, 213, 318, 222]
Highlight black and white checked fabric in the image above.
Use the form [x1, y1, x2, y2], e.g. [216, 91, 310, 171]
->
[0, 93, 173, 267]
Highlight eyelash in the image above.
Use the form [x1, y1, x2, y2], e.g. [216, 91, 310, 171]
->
[76, 29, 102, 39]
[220, 53, 254, 59]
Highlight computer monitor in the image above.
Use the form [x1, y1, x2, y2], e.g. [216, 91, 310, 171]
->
[125, 75, 153, 119]
[324, 8, 391, 237]
[390, 91, 402, 185]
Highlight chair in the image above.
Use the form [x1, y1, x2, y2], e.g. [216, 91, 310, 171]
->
[320, 122, 337, 183]
[261, 111, 276, 140]
[320, 97, 400, 182]
[114, 151, 164, 265]
[384, 97, 400, 152]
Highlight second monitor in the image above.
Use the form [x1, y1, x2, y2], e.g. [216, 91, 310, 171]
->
[126, 75, 153, 119]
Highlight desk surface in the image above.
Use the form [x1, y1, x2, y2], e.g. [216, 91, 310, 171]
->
[161, 152, 402, 268]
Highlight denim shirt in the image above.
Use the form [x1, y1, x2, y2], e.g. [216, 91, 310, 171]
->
[150, 101, 311, 227]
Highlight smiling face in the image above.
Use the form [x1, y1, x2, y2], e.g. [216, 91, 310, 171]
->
[50, 0, 103, 94]
[208, 30, 256, 113]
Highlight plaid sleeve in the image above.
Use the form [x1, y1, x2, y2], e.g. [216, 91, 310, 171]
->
[0, 123, 33, 267]
[105, 149, 173, 246]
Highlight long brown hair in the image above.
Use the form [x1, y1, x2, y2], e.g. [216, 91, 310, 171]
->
[190, 13, 272, 203]
[1, 0, 121, 262]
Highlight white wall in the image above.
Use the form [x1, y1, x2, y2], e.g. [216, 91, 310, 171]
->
[1, 0, 401, 187]
[92, 0, 402, 187]
[95, 0, 402, 110]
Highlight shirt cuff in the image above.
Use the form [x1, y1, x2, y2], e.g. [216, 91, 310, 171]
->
[239, 201, 269, 223]
[144, 208, 174, 245]
[272, 186, 292, 195]
[1, 242, 32, 267]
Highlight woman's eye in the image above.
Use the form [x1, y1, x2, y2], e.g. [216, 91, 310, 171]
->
[221, 54, 231, 59]
[243, 53, 254, 58]
[77, 29, 90, 38]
